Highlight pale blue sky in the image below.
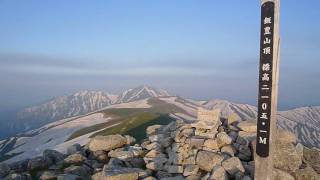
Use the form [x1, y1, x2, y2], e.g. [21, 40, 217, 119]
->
[0, 0, 319, 111]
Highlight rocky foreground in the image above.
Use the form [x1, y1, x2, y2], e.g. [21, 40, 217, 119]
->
[0, 117, 319, 180]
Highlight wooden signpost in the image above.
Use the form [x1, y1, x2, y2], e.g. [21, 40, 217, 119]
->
[255, 0, 280, 179]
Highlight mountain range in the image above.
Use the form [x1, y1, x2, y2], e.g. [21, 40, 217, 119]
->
[0, 85, 319, 163]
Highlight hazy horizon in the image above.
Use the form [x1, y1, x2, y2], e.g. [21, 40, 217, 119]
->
[1, 0, 320, 112]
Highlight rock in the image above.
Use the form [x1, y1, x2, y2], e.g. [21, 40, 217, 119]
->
[156, 171, 172, 179]
[185, 175, 201, 180]
[221, 157, 245, 176]
[0, 163, 10, 177]
[108, 149, 134, 160]
[160, 137, 173, 148]
[180, 128, 194, 137]
[67, 144, 82, 155]
[238, 145, 251, 158]
[149, 134, 165, 142]
[57, 174, 83, 180]
[4, 173, 32, 180]
[64, 153, 87, 165]
[90, 150, 109, 163]
[27, 156, 51, 171]
[167, 165, 184, 174]
[125, 135, 136, 145]
[237, 120, 257, 133]
[146, 125, 163, 135]
[92, 167, 144, 180]
[161, 175, 185, 180]
[168, 152, 184, 165]
[143, 177, 157, 180]
[221, 145, 236, 156]
[146, 162, 163, 171]
[106, 158, 125, 168]
[9, 159, 29, 173]
[295, 143, 304, 158]
[145, 150, 166, 158]
[127, 157, 145, 168]
[40, 171, 58, 180]
[183, 165, 199, 176]
[303, 147, 320, 174]
[277, 129, 296, 144]
[294, 165, 320, 180]
[88, 135, 127, 152]
[273, 168, 295, 180]
[188, 138, 205, 148]
[216, 132, 232, 148]
[64, 165, 90, 177]
[273, 141, 302, 173]
[210, 165, 228, 180]
[145, 142, 162, 151]
[203, 139, 219, 150]
[196, 151, 224, 172]
[236, 132, 256, 146]
[43, 149, 66, 164]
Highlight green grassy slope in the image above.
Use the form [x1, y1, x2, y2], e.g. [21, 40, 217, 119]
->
[66, 98, 186, 142]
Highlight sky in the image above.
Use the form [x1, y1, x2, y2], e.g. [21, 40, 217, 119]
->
[0, 0, 319, 111]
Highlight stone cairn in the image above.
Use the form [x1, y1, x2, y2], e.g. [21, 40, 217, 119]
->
[0, 109, 319, 180]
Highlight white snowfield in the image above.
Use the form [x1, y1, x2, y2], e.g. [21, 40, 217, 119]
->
[4, 113, 111, 163]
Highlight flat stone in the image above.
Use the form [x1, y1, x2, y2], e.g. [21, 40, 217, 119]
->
[149, 134, 165, 142]
[196, 151, 224, 172]
[43, 149, 66, 164]
[88, 135, 127, 152]
[39, 171, 58, 180]
[221, 157, 245, 176]
[92, 167, 144, 180]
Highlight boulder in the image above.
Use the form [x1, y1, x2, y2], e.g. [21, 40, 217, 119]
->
[108, 149, 134, 160]
[216, 132, 232, 148]
[203, 139, 219, 150]
[64, 153, 87, 165]
[237, 120, 257, 133]
[0, 163, 10, 177]
[90, 150, 109, 163]
[43, 149, 66, 164]
[221, 157, 245, 176]
[188, 138, 205, 148]
[27, 156, 51, 171]
[146, 125, 164, 135]
[196, 151, 224, 172]
[88, 135, 127, 152]
[221, 145, 236, 156]
[273, 141, 302, 173]
[9, 159, 29, 173]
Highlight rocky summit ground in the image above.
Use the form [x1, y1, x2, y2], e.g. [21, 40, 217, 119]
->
[0, 116, 319, 180]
